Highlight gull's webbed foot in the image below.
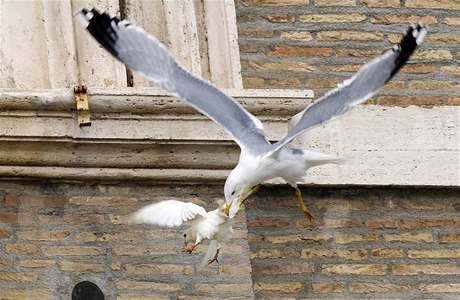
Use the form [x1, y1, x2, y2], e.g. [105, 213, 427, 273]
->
[295, 187, 314, 221]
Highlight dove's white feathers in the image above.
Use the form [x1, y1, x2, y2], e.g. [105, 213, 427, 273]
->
[132, 200, 207, 227]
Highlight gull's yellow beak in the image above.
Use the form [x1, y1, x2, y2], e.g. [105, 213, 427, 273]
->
[224, 202, 231, 215]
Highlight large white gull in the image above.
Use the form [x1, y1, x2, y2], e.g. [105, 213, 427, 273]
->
[77, 9, 427, 219]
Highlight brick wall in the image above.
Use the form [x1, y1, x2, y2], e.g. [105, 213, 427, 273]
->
[0, 182, 253, 299]
[236, 0, 459, 106]
[1, 182, 458, 299]
[246, 186, 460, 299]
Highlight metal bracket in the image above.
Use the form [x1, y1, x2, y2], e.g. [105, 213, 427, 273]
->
[74, 85, 91, 127]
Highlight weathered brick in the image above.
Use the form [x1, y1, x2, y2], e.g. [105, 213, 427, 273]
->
[365, 219, 397, 228]
[400, 218, 460, 229]
[280, 31, 313, 41]
[376, 96, 444, 106]
[334, 233, 379, 244]
[0, 212, 18, 223]
[218, 263, 252, 276]
[441, 66, 460, 76]
[108, 214, 133, 225]
[445, 16, 460, 26]
[296, 218, 361, 229]
[299, 233, 334, 243]
[195, 283, 253, 293]
[42, 246, 102, 256]
[400, 64, 437, 74]
[402, 200, 455, 210]
[267, 77, 301, 88]
[349, 282, 410, 293]
[336, 48, 381, 58]
[0, 271, 38, 282]
[4, 195, 67, 208]
[315, 0, 355, 6]
[17, 230, 70, 241]
[448, 97, 460, 105]
[301, 249, 368, 260]
[392, 264, 459, 275]
[38, 214, 105, 224]
[243, 77, 265, 88]
[237, 14, 254, 23]
[318, 31, 383, 41]
[252, 262, 313, 275]
[125, 264, 193, 275]
[406, 0, 460, 10]
[264, 235, 300, 244]
[110, 262, 121, 270]
[0, 289, 54, 299]
[247, 61, 315, 72]
[371, 15, 437, 25]
[0, 258, 14, 266]
[117, 295, 169, 300]
[315, 199, 375, 211]
[69, 196, 137, 206]
[412, 50, 453, 61]
[267, 46, 332, 57]
[312, 282, 344, 293]
[59, 261, 104, 272]
[440, 233, 460, 243]
[371, 249, 404, 258]
[361, 0, 400, 7]
[320, 64, 361, 72]
[0, 228, 12, 238]
[115, 280, 181, 291]
[322, 264, 386, 275]
[112, 245, 176, 256]
[253, 282, 303, 293]
[426, 34, 460, 44]
[408, 249, 460, 259]
[5, 243, 38, 254]
[410, 80, 454, 90]
[74, 229, 176, 242]
[299, 13, 366, 23]
[419, 283, 460, 293]
[240, 44, 258, 53]
[251, 248, 299, 259]
[306, 78, 341, 88]
[384, 232, 434, 243]
[265, 14, 295, 23]
[19, 260, 55, 268]
[243, 0, 309, 6]
[238, 28, 273, 38]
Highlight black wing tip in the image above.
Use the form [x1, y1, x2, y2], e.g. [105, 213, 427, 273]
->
[76, 8, 122, 57]
[389, 23, 428, 79]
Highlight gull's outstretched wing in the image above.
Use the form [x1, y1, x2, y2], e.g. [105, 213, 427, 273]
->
[132, 200, 207, 228]
[76, 9, 270, 155]
[267, 24, 427, 157]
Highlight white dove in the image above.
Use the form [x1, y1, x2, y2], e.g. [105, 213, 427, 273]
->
[131, 200, 233, 265]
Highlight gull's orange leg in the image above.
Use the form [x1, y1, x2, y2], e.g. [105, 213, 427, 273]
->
[295, 187, 314, 221]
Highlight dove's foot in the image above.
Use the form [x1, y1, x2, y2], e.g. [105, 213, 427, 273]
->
[183, 243, 199, 254]
[207, 248, 221, 265]
[295, 187, 314, 221]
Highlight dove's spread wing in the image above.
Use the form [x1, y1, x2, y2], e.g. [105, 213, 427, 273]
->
[132, 200, 207, 228]
[76, 8, 270, 155]
[267, 24, 427, 156]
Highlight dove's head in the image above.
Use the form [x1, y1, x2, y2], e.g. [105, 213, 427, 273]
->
[224, 172, 259, 218]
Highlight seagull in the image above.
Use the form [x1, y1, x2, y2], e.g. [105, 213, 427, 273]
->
[131, 199, 233, 266]
[76, 9, 427, 219]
